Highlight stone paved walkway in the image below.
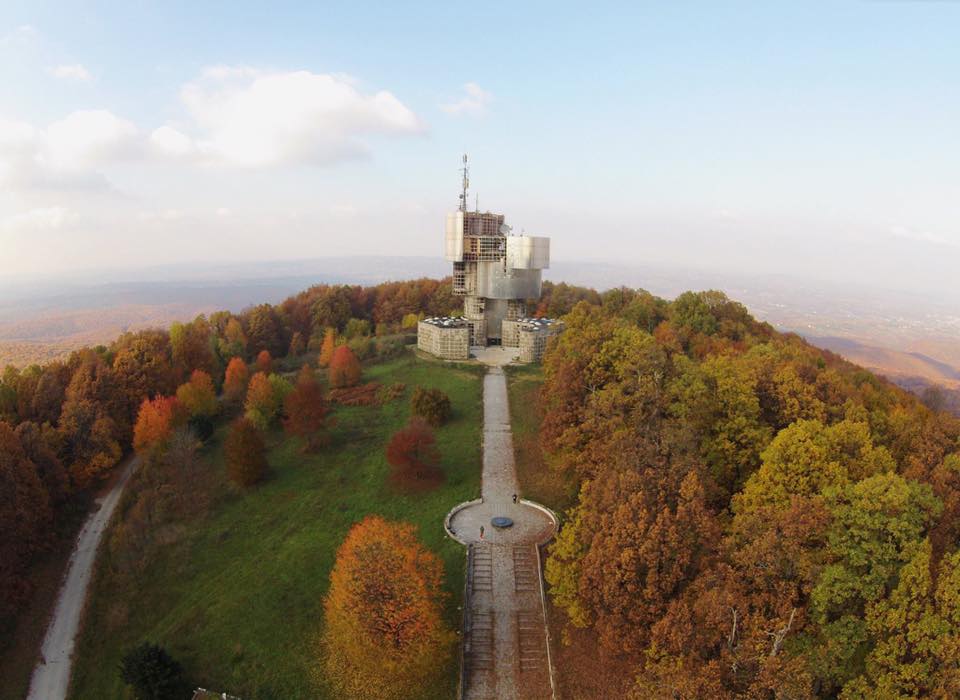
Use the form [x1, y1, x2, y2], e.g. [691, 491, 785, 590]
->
[447, 361, 557, 700]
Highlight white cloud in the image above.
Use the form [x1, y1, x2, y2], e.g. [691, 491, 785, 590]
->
[0, 111, 137, 190]
[44, 110, 138, 169]
[176, 67, 424, 167]
[0, 206, 72, 232]
[148, 125, 196, 159]
[0, 66, 422, 193]
[47, 64, 92, 81]
[440, 82, 493, 116]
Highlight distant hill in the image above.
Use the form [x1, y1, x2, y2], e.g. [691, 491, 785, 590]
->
[0, 257, 447, 367]
[805, 336, 960, 387]
[805, 335, 960, 415]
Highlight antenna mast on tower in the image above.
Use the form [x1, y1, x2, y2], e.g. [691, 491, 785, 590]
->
[459, 154, 469, 213]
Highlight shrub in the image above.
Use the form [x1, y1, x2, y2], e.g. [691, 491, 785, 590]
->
[118, 642, 188, 700]
[347, 336, 374, 360]
[410, 387, 452, 427]
[375, 337, 405, 361]
[328, 382, 381, 407]
[378, 382, 406, 404]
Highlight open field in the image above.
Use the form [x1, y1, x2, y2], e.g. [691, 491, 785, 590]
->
[68, 354, 483, 699]
[506, 364, 576, 513]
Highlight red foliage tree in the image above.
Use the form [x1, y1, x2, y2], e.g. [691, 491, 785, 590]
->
[224, 417, 268, 487]
[385, 417, 442, 490]
[329, 345, 362, 389]
[223, 356, 249, 405]
[283, 366, 332, 452]
[256, 349, 272, 374]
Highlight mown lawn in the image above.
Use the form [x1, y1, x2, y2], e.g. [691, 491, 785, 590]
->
[69, 354, 483, 699]
[505, 364, 576, 513]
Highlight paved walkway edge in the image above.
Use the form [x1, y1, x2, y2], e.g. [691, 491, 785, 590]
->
[535, 542, 559, 700]
[445, 498, 485, 544]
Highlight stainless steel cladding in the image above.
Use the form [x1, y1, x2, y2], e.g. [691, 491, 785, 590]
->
[444, 212, 464, 262]
[506, 236, 550, 270]
[473, 262, 542, 299]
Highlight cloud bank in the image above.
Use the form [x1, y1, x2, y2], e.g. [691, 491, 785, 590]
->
[0, 67, 425, 191]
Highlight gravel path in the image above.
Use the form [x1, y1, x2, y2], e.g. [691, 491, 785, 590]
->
[26, 456, 139, 700]
[448, 364, 557, 700]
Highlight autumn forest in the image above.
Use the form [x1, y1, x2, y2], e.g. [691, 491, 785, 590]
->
[3, 279, 960, 699]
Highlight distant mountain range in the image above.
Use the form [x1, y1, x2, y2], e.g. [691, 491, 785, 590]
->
[3, 256, 959, 415]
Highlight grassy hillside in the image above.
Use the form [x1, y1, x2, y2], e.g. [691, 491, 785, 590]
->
[505, 364, 576, 513]
[69, 354, 482, 699]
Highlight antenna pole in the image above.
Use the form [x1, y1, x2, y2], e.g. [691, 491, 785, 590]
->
[459, 154, 469, 213]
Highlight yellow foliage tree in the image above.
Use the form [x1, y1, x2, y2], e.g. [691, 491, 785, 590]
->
[318, 328, 337, 368]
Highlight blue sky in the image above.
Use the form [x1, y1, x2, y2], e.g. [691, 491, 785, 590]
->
[1, 1, 958, 298]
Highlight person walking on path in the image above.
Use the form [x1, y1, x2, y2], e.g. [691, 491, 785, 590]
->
[512, 493, 518, 504]
[480, 525, 485, 540]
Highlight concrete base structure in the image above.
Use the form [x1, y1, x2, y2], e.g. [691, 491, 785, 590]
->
[417, 318, 470, 360]
[503, 318, 565, 363]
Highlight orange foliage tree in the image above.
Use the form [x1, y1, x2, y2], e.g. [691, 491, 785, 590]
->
[385, 417, 442, 490]
[283, 366, 332, 452]
[321, 515, 454, 699]
[132, 395, 180, 453]
[223, 357, 249, 405]
[317, 328, 337, 368]
[328, 345, 361, 389]
[224, 417, 267, 487]
[256, 349, 272, 374]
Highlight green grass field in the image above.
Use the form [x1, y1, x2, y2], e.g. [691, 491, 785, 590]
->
[505, 364, 576, 513]
[69, 354, 483, 699]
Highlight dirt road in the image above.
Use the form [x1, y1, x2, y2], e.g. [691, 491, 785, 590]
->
[26, 456, 139, 700]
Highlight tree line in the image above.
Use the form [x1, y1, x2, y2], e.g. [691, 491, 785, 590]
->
[539, 288, 960, 698]
[0, 277, 458, 636]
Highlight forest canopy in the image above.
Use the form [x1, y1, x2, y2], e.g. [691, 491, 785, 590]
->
[538, 288, 960, 698]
